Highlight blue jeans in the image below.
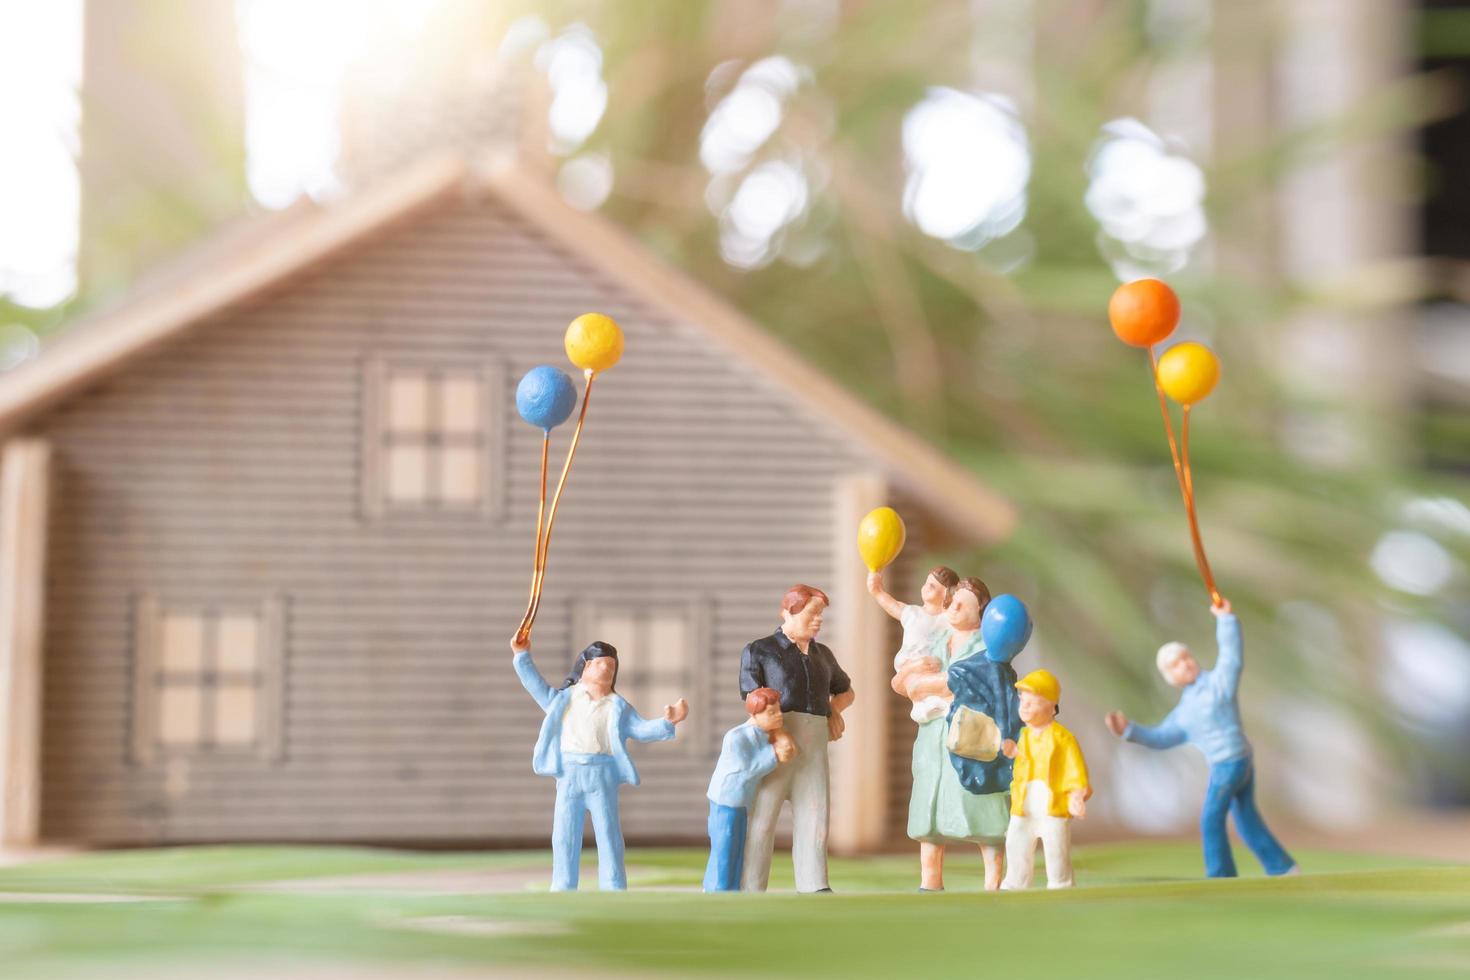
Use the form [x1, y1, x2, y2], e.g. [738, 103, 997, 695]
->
[551, 754, 625, 891]
[1201, 754, 1295, 878]
[703, 802, 748, 892]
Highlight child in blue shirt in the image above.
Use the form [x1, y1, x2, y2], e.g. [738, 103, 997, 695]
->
[704, 687, 795, 892]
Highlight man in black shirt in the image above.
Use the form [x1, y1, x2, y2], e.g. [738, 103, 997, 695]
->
[738, 584, 855, 892]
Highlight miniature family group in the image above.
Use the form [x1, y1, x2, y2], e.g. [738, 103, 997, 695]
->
[508, 564, 1293, 894]
[507, 286, 1297, 894]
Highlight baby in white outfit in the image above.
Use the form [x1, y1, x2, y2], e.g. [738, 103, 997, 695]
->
[893, 605, 951, 723]
[868, 566, 960, 725]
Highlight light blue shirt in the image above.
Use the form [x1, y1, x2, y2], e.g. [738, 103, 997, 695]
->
[706, 721, 779, 809]
[514, 651, 674, 786]
[1123, 614, 1250, 765]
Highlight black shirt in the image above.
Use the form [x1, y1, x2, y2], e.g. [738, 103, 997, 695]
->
[739, 628, 852, 717]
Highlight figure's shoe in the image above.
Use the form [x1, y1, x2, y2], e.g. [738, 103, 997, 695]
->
[910, 696, 949, 724]
[918, 887, 944, 893]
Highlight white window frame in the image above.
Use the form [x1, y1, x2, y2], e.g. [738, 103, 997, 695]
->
[360, 355, 505, 521]
[130, 595, 287, 764]
[573, 599, 709, 752]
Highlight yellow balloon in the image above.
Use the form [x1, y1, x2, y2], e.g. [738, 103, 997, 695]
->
[565, 313, 625, 373]
[1156, 341, 1220, 406]
[857, 507, 907, 573]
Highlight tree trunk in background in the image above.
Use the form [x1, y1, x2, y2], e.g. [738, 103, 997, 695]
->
[79, 0, 246, 299]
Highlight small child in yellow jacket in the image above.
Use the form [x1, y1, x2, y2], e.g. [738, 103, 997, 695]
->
[999, 669, 1091, 889]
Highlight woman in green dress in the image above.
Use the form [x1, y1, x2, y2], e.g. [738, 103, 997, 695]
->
[896, 577, 1010, 891]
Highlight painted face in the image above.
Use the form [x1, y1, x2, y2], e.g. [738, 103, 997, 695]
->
[919, 574, 946, 606]
[945, 589, 981, 631]
[581, 655, 617, 690]
[752, 703, 784, 732]
[782, 598, 826, 644]
[1017, 689, 1056, 726]
[1162, 650, 1200, 688]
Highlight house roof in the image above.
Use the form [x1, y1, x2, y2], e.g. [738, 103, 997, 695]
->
[0, 154, 1017, 543]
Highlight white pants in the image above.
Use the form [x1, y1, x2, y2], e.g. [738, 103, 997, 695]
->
[1001, 781, 1074, 890]
[741, 711, 830, 892]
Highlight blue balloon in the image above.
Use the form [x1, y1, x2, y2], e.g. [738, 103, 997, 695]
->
[981, 594, 1032, 664]
[516, 365, 578, 430]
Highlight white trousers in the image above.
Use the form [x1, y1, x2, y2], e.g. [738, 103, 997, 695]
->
[1001, 781, 1074, 890]
[741, 711, 830, 892]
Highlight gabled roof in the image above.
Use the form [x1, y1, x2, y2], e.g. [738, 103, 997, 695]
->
[0, 154, 1016, 543]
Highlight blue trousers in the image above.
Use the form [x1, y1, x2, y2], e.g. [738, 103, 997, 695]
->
[703, 802, 748, 892]
[1201, 754, 1295, 878]
[551, 754, 625, 891]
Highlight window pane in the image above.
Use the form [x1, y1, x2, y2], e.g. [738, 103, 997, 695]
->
[647, 615, 688, 673]
[216, 615, 259, 675]
[386, 445, 429, 502]
[213, 683, 258, 745]
[158, 685, 203, 745]
[439, 445, 482, 504]
[160, 615, 205, 673]
[592, 614, 638, 663]
[440, 375, 482, 436]
[387, 373, 429, 434]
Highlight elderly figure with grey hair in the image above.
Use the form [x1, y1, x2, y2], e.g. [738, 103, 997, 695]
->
[1105, 600, 1296, 879]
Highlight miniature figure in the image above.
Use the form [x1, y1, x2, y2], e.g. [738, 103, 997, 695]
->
[1000, 669, 1090, 890]
[703, 687, 797, 892]
[902, 578, 1013, 891]
[867, 566, 960, 723]
[1104, 600, 1297, 878]
[510, 635, 689, 891]
[738, 585, 854, 893]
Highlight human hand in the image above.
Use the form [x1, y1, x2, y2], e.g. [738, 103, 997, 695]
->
[664, 699, 689, 725]
[1211, 598, 1232, 617]
[916, 657, 942, 674]
[1068, 789, 1087, 820]
[1001, 739, 1017, 760]
[773, 732, 796, 762]
[1105, 711, 1128, 738]
[866, 571, 883, 596]
[827, 712, 846, 742]
[510, 634, 530, 656]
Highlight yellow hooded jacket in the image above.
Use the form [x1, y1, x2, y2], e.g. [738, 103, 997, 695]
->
[1010, 720, 1090, 818]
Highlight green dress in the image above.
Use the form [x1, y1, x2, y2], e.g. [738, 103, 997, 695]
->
[905, 628, 1011, 845]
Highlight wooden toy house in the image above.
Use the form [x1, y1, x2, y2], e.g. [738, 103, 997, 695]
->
[0, 156, 1014, 851]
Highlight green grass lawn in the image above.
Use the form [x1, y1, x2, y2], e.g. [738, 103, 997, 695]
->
[0, 843, 1464, 978]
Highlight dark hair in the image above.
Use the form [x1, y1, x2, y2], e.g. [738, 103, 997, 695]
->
[781, 585, 830, 615]
[928, 566, 960, 606]
[562, 641, 619, 689]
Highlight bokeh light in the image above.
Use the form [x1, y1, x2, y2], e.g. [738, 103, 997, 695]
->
[0, 0, 81, 308]
[1086, 117, 1207, 280]
[901, 88, 1030, 249]
[536, 25, 607, 154]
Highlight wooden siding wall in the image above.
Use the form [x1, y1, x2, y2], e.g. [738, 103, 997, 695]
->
[35, 193, 908, 845]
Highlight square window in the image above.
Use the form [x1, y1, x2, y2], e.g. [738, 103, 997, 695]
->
[214, 683, 258, 745]
[160, 615, 205, 674]
[387, 373, 430, 434]
[440, 375, 482, 436]
[386, 445, 430, 503]
[216, 616, 259, 675]
[132, 597, 284, 764]
[158, 685, 203, 746]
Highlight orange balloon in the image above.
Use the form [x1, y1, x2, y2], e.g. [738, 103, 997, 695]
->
[1109, 279, 1180, 348]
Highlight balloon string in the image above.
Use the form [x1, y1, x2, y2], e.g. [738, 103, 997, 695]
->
[517, 369, 596, 644]
[1148, 349, 1222, 606]
[514, 432, 551, 646]
[1179, 405, 1222, 606]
